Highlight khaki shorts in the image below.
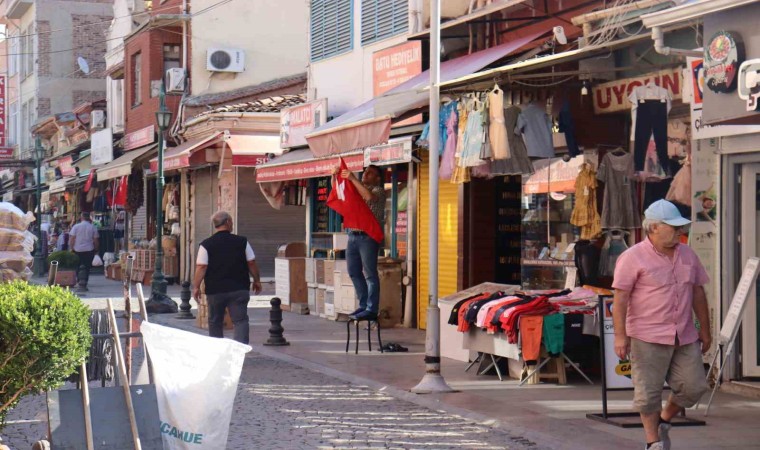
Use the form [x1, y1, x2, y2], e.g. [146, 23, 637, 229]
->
[630, 338, 708, 413]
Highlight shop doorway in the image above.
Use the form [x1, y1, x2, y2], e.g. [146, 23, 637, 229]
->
[740, 163, 760, 377]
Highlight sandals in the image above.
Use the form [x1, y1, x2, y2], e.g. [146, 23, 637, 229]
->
[381, 343, 409, 353]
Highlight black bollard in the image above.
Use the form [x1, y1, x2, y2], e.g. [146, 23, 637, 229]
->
[176, 281, 195, 319]
[263, 297, 290, 346]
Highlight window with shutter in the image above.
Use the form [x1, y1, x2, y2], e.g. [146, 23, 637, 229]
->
[310, 0, 353, 62]
[361, 0, 408, 46]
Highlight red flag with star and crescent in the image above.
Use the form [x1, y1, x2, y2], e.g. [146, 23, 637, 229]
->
[326, 158, 383, 244]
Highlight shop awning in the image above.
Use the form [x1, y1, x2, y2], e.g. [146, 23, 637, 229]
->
[96, 144, 157, 181]
[304, 32, 543, 157]
[49, 178, 74, 194]
[439, 33, 651, 90]
[255, 149, 364, 183]
[149, 132, 223, 172]
[226, 134, 283, 166]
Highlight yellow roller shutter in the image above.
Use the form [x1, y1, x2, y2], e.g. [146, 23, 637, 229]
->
[417, 154, 460, 329]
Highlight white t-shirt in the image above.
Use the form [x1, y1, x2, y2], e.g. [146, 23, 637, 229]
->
[69, 221, 98, 252]
[196, 243, 255, 265]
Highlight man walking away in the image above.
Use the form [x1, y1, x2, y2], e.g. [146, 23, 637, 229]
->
[612, 199, 711, 450]
[333, 165, 386, 321]
[69, 212, 99, 292]
[192, 211, 262, 344]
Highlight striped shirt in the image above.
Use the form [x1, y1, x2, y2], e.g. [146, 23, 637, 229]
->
[366, 185, 386, 227]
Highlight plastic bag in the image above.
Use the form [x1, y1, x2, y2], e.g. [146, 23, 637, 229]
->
[0, 251, 33, 272]
[140, 323, 252, 450]
[0, 229, 36, 252]
[0, 203, 35, 231]
[92, 254, 104, 267]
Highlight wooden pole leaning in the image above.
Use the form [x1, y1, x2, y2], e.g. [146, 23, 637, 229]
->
[106, 298, 143, 450]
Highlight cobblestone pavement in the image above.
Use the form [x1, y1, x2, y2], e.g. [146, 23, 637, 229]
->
[2, 354, 539, 450]
[229, 354, 539, 450]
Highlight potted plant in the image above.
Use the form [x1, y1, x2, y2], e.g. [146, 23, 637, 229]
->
[0, 281, 91, 430]
[47, 251, 80, 287]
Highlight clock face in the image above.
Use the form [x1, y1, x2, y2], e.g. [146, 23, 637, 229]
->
[708, 34, 732, 62]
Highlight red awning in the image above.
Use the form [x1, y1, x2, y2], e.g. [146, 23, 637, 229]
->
[255, 149, 364, 183]
[305, 31, 543, 157]
[226, 134, 282, 166]
[149, 132, 223, 172]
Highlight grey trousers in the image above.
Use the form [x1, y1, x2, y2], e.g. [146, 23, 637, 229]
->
[206, 290, 250, 344]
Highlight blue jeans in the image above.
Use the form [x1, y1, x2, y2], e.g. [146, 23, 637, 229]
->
[346, 232, 380, 313]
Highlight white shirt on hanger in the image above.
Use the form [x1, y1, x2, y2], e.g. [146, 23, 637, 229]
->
[628, 84, 672, 141]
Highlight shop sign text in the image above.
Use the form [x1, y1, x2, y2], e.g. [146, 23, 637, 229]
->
[124, 125, 155, 151]
[280, 99, 328, 148]
[592, 68, 682, 114]
[363, 138, 412, 167]
[704, 30, 742, 94]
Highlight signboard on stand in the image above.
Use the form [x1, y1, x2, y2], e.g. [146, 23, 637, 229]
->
[280, 99, 328, 148]
[602, 298, 633, 389]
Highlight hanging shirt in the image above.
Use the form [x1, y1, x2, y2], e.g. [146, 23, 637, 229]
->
[628, 84, 672, 141]
[515, 103, 555, 158]
[667, 120, 690, 159]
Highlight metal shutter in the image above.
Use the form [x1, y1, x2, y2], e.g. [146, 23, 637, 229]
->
[130, 175, 148, 239]
[310, 0, 353, 61]
[193, 168, 218, 254]
[361, 0, 408, 45]
[236, 168, 305, 278]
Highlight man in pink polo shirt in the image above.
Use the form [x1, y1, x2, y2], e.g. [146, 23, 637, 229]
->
[612, 200, 711, 450]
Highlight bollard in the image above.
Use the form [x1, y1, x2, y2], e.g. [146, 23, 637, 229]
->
[47, 260, 59, 286]
[263, 297, 290, 346]
[177, 281, 195, 319]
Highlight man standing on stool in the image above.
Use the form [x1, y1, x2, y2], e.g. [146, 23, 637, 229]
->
[612, 200, 711, 450]
[333, 165, 386, 321]
[192, 211, 262, 344]
[69, 211, 99, 292]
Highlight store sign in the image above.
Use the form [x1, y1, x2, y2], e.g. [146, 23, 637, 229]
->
[91, 128, 114, 165]
[256, 154, 364, 183]
[364, 138, 412, 166]
[687, 57, 760, 139]
[373, 41, 422, 96]
[0, 75, 6, 147]
[280, 99, 328, 149]
[704, 31, 743, 93]
[524, 156, 586, 194]
[593, 68, 682, 114]
[124, 125, 155, 151]
[0, 148, 14, 160]
[737, 59, 760, 111]
[58, 156, 76, 177]
[373, 41, 423, 126]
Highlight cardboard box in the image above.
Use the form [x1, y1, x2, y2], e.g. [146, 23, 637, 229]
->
[305, 258, 316, 284]
[315, 259, 326, 284]
[323, 260, 335, 286]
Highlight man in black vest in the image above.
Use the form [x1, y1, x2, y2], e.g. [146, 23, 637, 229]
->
[192, 211, 262, 344]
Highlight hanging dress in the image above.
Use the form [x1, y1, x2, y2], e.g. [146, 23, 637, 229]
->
[439, 103, 459, 180]
[460, 102, 487, 167]
[489, 87, 510, 160]
[599, 230, 629, 277]
[597, 151, 641, 229]
[570, 165, 602, 240]
[491, 106, 534, 176]
[451, 99, 472, 184]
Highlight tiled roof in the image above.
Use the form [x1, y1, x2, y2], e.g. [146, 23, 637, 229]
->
[184, 73, 307, 107]
[188, 94, 306, 120]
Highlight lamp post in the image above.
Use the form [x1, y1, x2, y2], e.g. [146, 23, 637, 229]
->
[146, 85, 175, 311]
[33, 137, 46, 277]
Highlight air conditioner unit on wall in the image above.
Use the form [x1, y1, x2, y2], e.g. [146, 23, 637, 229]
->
[91, 110, 106, 130]
[206, 48, 245, 73]
[166, 68, 186, 93]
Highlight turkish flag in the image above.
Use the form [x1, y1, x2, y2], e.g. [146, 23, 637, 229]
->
[84, 170, 95, 193]
[113, 176, 128, 207]
[327, 158, 383, 243]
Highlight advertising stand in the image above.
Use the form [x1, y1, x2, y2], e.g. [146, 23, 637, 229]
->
[586, 296, 706, 428]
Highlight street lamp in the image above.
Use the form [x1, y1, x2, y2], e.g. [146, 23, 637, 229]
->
[33, 137, 46, 277]
[146, 84, 177, 312]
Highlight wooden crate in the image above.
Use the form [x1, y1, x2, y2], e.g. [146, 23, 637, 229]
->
[134, 249, 157, 271]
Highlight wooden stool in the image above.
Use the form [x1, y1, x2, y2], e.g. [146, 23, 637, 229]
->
[345, 318, 383, 354]
[521, 353, 567, 385]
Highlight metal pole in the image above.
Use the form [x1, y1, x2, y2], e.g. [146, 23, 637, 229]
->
[147, 87, 172, 309]
[33, 137, 45, 277]
[411, 0, 454, 394]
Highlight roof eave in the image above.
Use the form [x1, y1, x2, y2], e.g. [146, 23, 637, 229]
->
[641, 0, 760, 28]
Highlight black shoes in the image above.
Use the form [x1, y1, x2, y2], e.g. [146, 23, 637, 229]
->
[349, 308, 365, 317]
[350, 310, 378, 321]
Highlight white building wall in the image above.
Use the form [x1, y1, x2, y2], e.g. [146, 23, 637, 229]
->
[308, 0, 411, 117]
[190, 0, 309, 97]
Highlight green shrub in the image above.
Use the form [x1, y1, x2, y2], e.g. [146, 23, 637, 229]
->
[47, 250, 80, 270]
[0, 281, 91, 428]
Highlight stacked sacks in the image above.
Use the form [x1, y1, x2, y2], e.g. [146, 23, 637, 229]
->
[0, 203, 36, 281]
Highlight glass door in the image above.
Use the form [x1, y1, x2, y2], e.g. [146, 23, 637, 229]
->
[740, 163, 760, 377]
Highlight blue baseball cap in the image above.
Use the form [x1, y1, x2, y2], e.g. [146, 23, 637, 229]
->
[644, 199, 691, 227]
